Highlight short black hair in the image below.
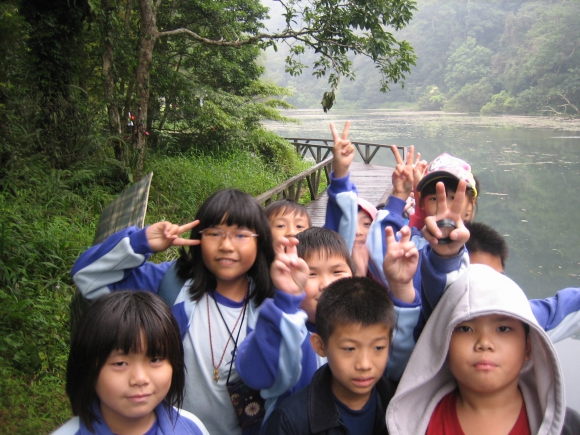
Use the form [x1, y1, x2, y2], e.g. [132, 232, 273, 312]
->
[419, 175, 480, 202]
[66, 291, 185, 431]
[265, 199, 311, 226]
[296, 227, 356, 275]
[465, 221, 509, 268]
[176, 188, 275, 305]
[316, 277, 395, 344]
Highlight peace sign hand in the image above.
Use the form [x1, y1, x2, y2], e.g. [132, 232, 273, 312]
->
[330, 121, 355, 178]
[271, 237, 309, 296]
[383, 226, 418, 303]
[145, 220, 201, 252]
[422, 181, 470, 258]
[391, 145, 417, 200]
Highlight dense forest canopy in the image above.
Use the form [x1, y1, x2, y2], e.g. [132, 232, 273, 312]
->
[264, 0, 580, 116]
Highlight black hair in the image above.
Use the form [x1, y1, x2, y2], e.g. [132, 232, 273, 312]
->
[265, 199, 311, 227]
[296, 227, 356, 275]
[176, 189, 275, 305]
[419, 176, 480, 202]
[316, 277, 395, 344]
[66, 291, 185, 432]
[465, 221, 509, 268]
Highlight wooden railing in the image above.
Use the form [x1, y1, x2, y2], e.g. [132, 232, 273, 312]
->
[256, 157, 333, 205]
[255, 138, 407, 205]
[286, 138, 407, 165]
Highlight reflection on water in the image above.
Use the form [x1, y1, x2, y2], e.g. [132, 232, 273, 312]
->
[265, 110, 580, 411]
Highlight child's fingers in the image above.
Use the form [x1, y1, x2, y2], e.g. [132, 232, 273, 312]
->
[399, 226, 411, 244]
[415, 152, 422, 166]
[423, 218, 442, 241]
[284, 237, 299, 257]
[179, 220, 200, 234]
[172, 238, 201, 247]
[435, 182, 449, 216]
[341, 120, 351, 140]
[274, 237, 291, 255]
[391, 145, 404, 165]
[385, 226, 397, 247]
[330, 122, 340, 142]
[449, 180, 467, 216]
[406, 145, 415, 167]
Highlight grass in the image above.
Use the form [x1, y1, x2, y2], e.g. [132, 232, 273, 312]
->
[0, 147, 310, 434]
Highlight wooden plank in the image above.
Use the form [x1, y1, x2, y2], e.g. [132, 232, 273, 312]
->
[306, 162, 394, 227]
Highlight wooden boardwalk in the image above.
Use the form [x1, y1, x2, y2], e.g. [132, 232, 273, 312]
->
[306, 162, 394, 227]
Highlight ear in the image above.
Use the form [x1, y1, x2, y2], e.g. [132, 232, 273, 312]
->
[464, 197, 477, 222]
[310, 333, 327, 358]
[524, 334, 532, 362]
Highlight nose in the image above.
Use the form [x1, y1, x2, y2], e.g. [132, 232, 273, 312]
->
[475, 331, 494, 351]
[318, 274, 331, 291]
[286, 225, 296, 238]
[130, 362, 150, 386]
[355, 349, 372, 371]
[218, 233, 234, 251]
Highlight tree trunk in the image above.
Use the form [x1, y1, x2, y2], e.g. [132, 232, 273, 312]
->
[102, 0, 124, 162]
[133, 0, 158, 180]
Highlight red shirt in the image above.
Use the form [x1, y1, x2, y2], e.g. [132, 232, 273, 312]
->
[426, 390, 530, 435]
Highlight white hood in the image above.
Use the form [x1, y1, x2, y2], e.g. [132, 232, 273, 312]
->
[386, 264, 566, 435]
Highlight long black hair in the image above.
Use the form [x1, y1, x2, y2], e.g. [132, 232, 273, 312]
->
[175, 188, 275, 305]
[66, 291, 185, 432]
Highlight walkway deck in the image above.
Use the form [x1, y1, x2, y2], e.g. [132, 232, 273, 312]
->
[306, 162, 394, 227]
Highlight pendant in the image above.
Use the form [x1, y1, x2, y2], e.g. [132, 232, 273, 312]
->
[214, 368, 219, 382]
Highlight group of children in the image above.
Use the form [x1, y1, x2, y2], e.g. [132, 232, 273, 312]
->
[52, 121, 580, 435]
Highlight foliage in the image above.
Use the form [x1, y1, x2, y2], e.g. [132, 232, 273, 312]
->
[480, 90, 518, 115]
[443, 78, 493, 113]
[444, 37, 493, 94]
[416, 85, 445, 110]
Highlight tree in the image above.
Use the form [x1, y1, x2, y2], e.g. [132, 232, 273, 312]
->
[102, 0, 417, 178]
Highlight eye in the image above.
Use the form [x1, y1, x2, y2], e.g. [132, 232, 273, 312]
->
[364, 222, 371, 228]
[234, 233, 251, 240]
[497, 326, 512, 333]
[204, 229, 221, 237]
[112, 360, 128, 367]
[342, 347, 355, 352]
[455, 325, 472, 333]
[296, 225, 305, 229]
[374, 346, 387, 351]
[309, 272, 317, 277]
[275, 224, 285, 229]
[150, 356, 165, 364]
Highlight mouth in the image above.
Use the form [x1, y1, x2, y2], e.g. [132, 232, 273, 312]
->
[474, 360, 498, 370]
[216, 258, 238, 265]
[126, 393, 152, 403]
[352, 377, 374, 388]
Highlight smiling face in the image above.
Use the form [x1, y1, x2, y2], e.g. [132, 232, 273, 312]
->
[200, 223, 258, 289]
[95, 338, 173, 434]
[447, 314, 530, 397]
[311, 322, 391, 410]
[301, 253, 353, 324]
[269, 212, 310, 248]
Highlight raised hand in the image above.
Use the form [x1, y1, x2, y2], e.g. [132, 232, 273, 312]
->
[270, 237, 309, 296]
[391, 145, 416, 200]
[383, 226, 418, 303]
[330, 121, 355, 178]
[422, 181, 470, 258]
[145, 220, 201, 252]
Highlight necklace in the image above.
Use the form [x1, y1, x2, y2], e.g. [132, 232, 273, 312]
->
[207, 287, 248, 382]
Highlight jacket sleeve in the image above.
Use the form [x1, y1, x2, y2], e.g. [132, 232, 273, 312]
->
[71, 226, 171, 299]
[236, 290, 308, 396]
[529, 288, 580, 343]
[324, 171, 359, 252]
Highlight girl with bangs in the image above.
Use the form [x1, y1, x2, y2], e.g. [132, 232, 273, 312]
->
[71, 189, 275, 435]
[52, 291, 208, 435]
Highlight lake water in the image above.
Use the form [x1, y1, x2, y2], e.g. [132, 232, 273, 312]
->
[265, 109, 580, 410]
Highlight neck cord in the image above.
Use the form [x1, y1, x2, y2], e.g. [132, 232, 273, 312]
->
[207, 284, 248, 383]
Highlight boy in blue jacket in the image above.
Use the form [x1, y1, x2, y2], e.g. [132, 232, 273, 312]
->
[264, 277, 398, 435]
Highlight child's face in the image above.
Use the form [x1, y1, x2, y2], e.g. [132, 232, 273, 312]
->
[269, 212, 310, 248]
[200, 223, 258, 286]
[301, 254, 352, 324]
[448, 314, 530, 396]
[421, 190, 475, 222]
[355, 210, 373, 246]
[95, 343, 172, 431]
[312, 322, 391, 410]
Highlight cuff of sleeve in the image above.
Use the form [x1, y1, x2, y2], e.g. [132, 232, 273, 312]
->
[390, 291, 421, 308]
[130, 227, 154, 255]
[273, 289, 306, 314]
[427, 245, 467, 273]
[385, 196, 407, 216]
